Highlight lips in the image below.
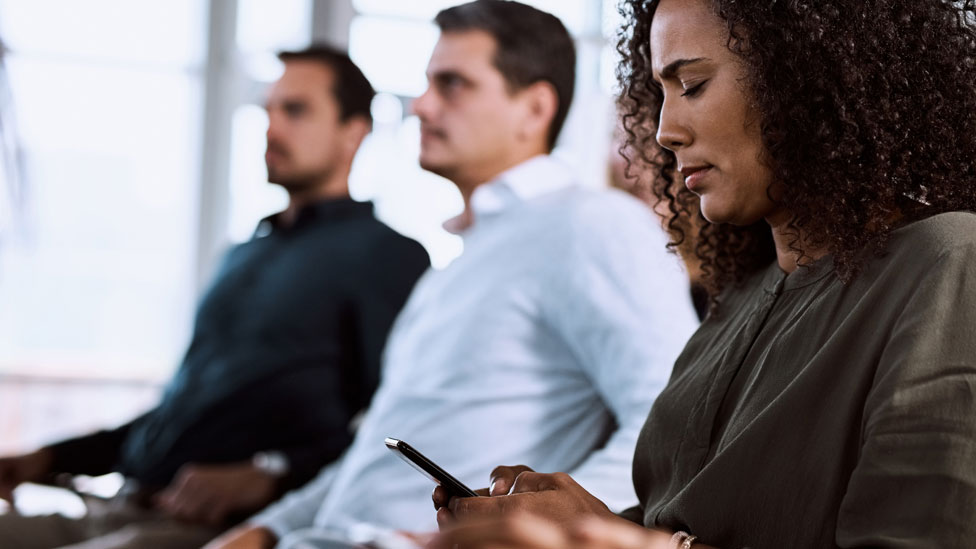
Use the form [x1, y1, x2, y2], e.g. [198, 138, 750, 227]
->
[679, 164, 712, 192]
[420, 128, 446, 143]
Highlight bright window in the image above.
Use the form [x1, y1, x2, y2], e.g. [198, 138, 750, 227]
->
[0, 0, 206, 381]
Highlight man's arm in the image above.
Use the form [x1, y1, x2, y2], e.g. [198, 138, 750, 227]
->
[541, 195, 698, 510]
[0, 413, 146, 504]
[347, 236, 429, 415]
[42, 413, 144, 477]
[245, 459, 340, 540]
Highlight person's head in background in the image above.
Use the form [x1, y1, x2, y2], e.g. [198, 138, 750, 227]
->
[412, 0, 575, 200]
[265, 44, 374, 217]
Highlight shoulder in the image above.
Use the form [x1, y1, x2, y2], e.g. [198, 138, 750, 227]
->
[354, 216, 426, 253]
[535, 186, 663, 242]
[527, 187, 681, 283]
[886, 211, 976, 262]
[373, 228, 430, 269]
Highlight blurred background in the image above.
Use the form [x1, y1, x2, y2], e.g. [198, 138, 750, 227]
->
[0, 0, 624, 458]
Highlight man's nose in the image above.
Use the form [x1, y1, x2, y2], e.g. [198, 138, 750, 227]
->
[411, 87, 434, 120]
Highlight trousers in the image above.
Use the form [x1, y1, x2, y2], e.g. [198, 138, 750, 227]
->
[0, 491, 222, 549]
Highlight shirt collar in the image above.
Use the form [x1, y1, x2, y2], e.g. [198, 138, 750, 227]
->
[254, 197, 374, 238]
[443, 155, 577, 234]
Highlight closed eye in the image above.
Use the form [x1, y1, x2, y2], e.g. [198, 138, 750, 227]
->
[681, 80, 708, 98]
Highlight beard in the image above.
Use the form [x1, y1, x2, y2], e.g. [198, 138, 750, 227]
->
[267, 161, 335, 193]
[266, 143, 333, 191]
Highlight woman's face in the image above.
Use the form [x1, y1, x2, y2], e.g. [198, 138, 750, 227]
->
[650, 0, 783, 226]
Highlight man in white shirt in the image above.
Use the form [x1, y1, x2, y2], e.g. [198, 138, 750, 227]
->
[206, 2, 698, 547]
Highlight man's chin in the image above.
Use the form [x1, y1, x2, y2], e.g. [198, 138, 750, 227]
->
[418, 155, 452, 179]
[268, 175, 317, 191]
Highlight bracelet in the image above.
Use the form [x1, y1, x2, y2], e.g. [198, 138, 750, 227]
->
[671, 531, 698, 549]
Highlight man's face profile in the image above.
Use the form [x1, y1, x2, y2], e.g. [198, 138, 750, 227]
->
[264, 60, 345, 190]
[412, 30, 527, 183]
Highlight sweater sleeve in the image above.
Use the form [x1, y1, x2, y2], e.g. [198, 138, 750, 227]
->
[44, 413, 149, 476]
[836, 242, 976, 547]
[347, 236, 430, 415]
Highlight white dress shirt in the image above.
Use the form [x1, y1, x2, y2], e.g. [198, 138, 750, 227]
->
[252, 154, 699, 536]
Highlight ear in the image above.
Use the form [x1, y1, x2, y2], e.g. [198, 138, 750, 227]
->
[516, 81, 558, 147]
[340, 115, 372, 157]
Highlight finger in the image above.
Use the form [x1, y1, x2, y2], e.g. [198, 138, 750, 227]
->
[435, 506, 454, 531]
[0, 478, 15, 504]
[489, 465, 533, 496]
[432, 485, 449, 510]
[173, 494, 211, 522]
[159, 482, 208, 522]
[152, 487, 178, 512]
[448, 493, 507, 520]
[508, 471, 563, 495]
[202, 502, 229, 526]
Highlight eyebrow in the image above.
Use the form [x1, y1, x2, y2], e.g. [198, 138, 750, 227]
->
[657, 57, 709, 80]
[428, 69, 472, 85]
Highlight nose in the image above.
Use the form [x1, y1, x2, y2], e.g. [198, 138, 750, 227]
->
[266, 111, 279, 140]
[655, 98, 691, 152]
[411, 86, 434, 120]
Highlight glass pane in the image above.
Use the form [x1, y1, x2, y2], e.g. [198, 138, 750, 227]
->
[227, 104, 288, 244]
[349, 16, 439, 97]
[353, 0, 589, 35]
[236, 0, 313, 55]
[350, 115, 463, 269]
[0, 0, 206, 67]
[0, 57, 201, 379]
[352, 0, 461, 20]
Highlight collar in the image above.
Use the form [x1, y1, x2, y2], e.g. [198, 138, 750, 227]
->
[443, 155, 577, 234]
[253, 197, 374, 238]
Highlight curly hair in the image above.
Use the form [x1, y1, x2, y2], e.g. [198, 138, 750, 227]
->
[616, 0, 976, 306]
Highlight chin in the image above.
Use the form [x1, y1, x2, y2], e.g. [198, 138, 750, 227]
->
[699, 201, 731, 225]
[418, 155, 451, 178]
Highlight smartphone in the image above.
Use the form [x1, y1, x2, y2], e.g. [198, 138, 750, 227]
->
[384, 437, 480, 499]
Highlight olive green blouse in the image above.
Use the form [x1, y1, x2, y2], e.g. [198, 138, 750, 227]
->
[625, 212, 976, 548]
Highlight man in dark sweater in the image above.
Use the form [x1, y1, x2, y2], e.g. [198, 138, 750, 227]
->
[0, 45, 429, 549]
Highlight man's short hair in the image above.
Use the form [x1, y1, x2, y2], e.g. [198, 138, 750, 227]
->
[435, 0, 576, 151]
[278, 44, 376, 125]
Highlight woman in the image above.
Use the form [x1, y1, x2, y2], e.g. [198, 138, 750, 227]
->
[428, 0, 976, 547]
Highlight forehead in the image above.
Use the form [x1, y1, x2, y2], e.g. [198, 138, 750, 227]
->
[427, 29, 500, 77]
[650, 0, 728, 74]
[269, 60, 334, 100]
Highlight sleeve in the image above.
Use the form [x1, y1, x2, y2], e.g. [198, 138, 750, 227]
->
[542, 196, 699, 512]
[617, 505, 646, 524]
[249, 460, 340, 539]
[276, 443, 345, 494]
[43, 413, 146, 477]
[836, 244, 976, 547]
[346, 235, 430, 414]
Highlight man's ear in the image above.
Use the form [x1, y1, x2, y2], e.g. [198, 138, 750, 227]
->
[341, 115, 372, 157]
[516, 81, 558, 146]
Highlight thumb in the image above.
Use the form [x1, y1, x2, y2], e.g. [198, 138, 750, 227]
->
[0, 484, 16, 506]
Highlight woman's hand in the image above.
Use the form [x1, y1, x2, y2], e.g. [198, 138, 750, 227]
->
[426, 513, 676, 549]
[432, 465, 616, 530]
